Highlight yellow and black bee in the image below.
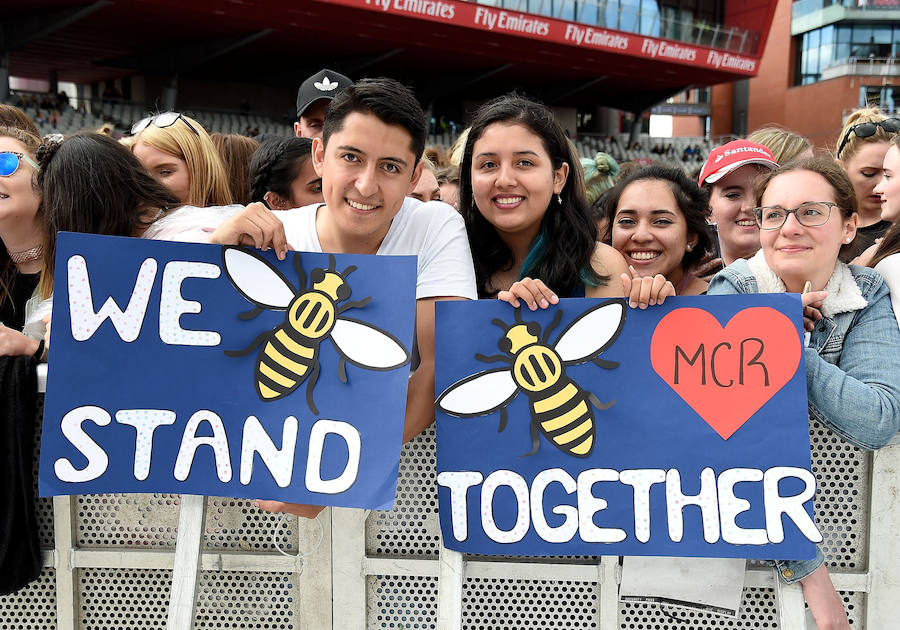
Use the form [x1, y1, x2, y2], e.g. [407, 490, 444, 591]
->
[222, 247, 410, 413]
[436, 301, 626, 457]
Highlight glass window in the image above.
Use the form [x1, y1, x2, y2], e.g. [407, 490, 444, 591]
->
[853, 27, 873, 44]
[820, 42, 834, 68]
[837, 25, 851, 43]
[836, 42, 851, 60]
[872, 26, 891, 45]
[821, 25, 834, 46]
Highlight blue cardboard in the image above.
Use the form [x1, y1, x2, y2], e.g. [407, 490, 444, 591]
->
[39, 232, 416, 510]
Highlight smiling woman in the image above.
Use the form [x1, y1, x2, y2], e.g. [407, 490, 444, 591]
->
[460, 95, 627, 300]
[606, 165, 713, 296]
[0, 126, 43, 356]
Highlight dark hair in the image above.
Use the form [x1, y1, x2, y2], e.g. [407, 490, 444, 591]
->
[322, 78, 426, 165]
[38, 133, 180, 297]
[459, 94, 602, 298]
[754, 157, 857, 217]
[210, 133, 260, 205]
[249, 137, 314, 205]
[605, 164, 713, 270]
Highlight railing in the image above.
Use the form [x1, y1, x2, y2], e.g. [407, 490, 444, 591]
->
[821, 56, 900, 80]
[3, 367, 898, 629]
[793, 0, 900, 19]
[467, 0, 759, 54]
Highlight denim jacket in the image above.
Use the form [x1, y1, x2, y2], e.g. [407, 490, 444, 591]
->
[709, 254, 900, 583]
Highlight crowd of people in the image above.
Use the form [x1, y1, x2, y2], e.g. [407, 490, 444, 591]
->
[1, 68, 899, 627]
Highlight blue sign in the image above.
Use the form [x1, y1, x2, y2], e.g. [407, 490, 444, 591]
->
[435, 296, 820, 559]
[40, 232, 417, 510]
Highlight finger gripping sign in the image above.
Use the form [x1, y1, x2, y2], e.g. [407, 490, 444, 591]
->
[39, 233, 417, 510]
[435, 296, 821, 559]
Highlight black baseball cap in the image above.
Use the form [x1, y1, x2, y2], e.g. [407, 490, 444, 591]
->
[296, 69, 353, 119]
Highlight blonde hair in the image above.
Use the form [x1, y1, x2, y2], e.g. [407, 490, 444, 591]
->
[835, 106, 893, 163]
[448, 128, 470, 167]
[580, 152, 619, 205]
[747, 127, 811, 163]
[133, 114, 233, 207]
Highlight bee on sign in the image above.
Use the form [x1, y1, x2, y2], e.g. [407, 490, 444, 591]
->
[436, 301, 626, 457]
[222, 247, 410, 413]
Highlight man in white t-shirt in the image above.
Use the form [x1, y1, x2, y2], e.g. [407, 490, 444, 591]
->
[210, 78, 476, 517]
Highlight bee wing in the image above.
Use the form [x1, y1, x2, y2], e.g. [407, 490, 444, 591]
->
[222, 246, 296, 309]
[555, 299, 626, 364]
[330, 318, 411, 369]
[436, 368, 519, 417]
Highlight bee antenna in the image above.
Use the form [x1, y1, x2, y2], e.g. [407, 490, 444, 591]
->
[490, 318, 509, 331]
[327, 254, 336, 271]
[342, 265, 358, 278]
[514, 307, 522, 323]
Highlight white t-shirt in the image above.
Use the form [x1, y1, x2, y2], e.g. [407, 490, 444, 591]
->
[143, 204, 244, 243]
[875, 253, 900, 333]
[277, 198, 477, 300]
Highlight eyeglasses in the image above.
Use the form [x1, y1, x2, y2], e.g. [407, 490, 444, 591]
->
[131, 112, 200, 136]
[836, 118, 900, 158]
[753, 202, 838, 230]
[0, 151, 40, 177]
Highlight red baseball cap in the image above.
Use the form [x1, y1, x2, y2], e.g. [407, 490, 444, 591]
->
[698, 140, 778, 186]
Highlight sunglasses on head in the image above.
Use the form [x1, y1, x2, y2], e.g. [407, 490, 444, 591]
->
[131, 112, 200, 136]
[0, 151, 40, 177]
[837, 118, 900, 159]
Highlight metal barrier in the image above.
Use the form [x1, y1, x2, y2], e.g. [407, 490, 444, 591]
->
[2, 379, 899, 628]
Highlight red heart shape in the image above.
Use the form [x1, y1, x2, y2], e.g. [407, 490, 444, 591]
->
[650, 307, 801, 440]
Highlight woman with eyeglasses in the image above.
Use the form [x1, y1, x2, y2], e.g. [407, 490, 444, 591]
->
[131, 112, 233, 207]
[0, 126, 44, 356]
[834, 107, 899, 262]
[709, 158, 900, 630]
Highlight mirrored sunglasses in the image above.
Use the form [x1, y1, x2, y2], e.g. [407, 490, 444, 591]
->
[0, 151, 40, 177]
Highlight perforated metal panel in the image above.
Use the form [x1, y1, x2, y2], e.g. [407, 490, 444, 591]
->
[0, 568, 56, 630]
[9, 386, 885, 629]
[194, 571, 298, 629]
[76, 494, 180, 548]
[462, 578, 598, 629]
[367, 575, 437, 629]
[809, 421, 869, 570]
[78, 569, 170, 630]
[32, 396, 53, 550]
[203, 499, 296, 552]
[839, 590, 865, 627]
[619, 587, 778, 629]
[367, 427, 441, 557]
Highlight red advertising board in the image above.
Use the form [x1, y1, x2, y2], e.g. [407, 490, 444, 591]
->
[322, 0, 759, 75]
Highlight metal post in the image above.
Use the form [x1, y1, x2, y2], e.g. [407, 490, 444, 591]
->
[53, 496, 77, 630]
[332, 507, 367, 628]
[166, 495, 207, 630]
[866, 444, 900, 627]
[597, 557, 618, 628]
[775, 578, 808, 630]
[437, 545, 464, 630]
